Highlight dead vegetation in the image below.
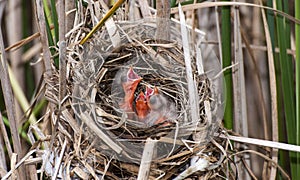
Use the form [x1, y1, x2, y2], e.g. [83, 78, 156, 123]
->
[1, 0, 295, 179]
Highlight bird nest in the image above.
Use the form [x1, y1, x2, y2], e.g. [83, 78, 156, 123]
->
[42, 17, 226, 179]
[71, 19, 223, 162]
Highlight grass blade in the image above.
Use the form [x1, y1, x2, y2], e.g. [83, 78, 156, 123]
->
[0, 14, 25, 180]
[295, 0, 300, 177]
[50, 0, 59, 44]
[275, 0, 297, 178]
[266, 0, 289, 175]
[221, 4, 233, 130]
[260, 0, 278, 178]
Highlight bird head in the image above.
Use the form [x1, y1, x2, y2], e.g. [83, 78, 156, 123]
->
[121, 67, 142, 98]
[147, 87, 164, 111]
[135, 91, 150, 120]
[127, 67, 141, 82]
[145, 86, 154, 101]
[145, 87, 176, 126]
[120, 67, 142, 112]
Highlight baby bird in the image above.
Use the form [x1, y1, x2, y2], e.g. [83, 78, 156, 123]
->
[118, 68, 176, 126]
[145, 85, 154, 101]
[135, 91, 150, 120]
[134, 85, 156, 121]
[144, 87, 176, 126]
[119, 67, 142, 118]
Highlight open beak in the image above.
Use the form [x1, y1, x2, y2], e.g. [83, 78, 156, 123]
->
[145, 86, 154, 101]
[120, 67, 142, 112]
[127, 67, 141, 81]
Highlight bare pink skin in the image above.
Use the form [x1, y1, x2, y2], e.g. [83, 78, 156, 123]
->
[119, 67, 142, 118]
[135, 91, 150, 120]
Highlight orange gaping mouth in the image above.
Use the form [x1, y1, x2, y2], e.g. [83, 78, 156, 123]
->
[120, 67, 173, 126]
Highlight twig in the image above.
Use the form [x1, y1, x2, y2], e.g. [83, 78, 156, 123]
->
[170, 2, 300, 24]
[232, 6, 250, 179]
[52, 139, 67, 180]
[0, 10, 25, 179]
[101, 157, 113, 180]
[1, 150, 37, 179]
[79, 0, 125, 45]
[4, 26, 54, 52]
[59, 0, 67, 101]
[34, 0, 53, 77]
[260, 0, 278, 178]
[156, 0, 170, 41]
[138, 0, 152, 18]
[220, 134, 300, 153]
[80, 112, 123, 154]
[178, 3, 199, 124]
[137, 138, 157, 180]
[98, 1, 121, 48]
[231, 150, 290, 179]
[10, 153, 17, 180]
[0, 111, 13, 159]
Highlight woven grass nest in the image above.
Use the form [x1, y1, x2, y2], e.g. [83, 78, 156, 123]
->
[42, 5, 226, 180]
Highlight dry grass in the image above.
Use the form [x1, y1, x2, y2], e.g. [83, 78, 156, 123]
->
[34, 1, 226, 179]
[1, 0, 298, 179]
